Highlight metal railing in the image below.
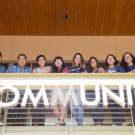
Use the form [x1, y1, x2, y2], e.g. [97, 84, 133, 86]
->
[0, 73, 135, 135]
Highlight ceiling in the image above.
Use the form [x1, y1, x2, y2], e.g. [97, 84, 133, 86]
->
[0, 0, 135, 35]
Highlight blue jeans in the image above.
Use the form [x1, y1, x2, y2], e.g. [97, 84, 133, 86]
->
[86, 90, 104, 125]
[73, 89, 84, 126]
[109, 90, 125, 125]
[7, 90, 27, 126]
[74, 106, 84, 126]
[131, 90, 135, 125]
[31, 90, 45, 126]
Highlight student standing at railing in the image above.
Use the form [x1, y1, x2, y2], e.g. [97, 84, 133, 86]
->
[106, 54, 125, 73]
[33, 55, 51, 73]
[52, 56, 69, 73]
[52, 56, 69, 126]
[7, 54, 32, 73]
[87, 57, 105, 125]
[121, 52, 135, 125]
[105, 54, 126, 126]
[121, 52, 135, 73]
[69, 52, 87, 126]
[32, 55, 51, 126]
[7, 54, 32, 126]
[0, 52, 6, 73]
[87, 57, 105, 73]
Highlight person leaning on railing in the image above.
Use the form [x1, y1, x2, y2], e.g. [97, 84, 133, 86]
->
[87, 56, 105, 126]
[51, 56, 69, 126]
[121, 52, 135, 125]
[105, 54, 126, 126]
[32, 54, 51, 126]
[69, 52, 87, 126]
[7, 54, 31, 73]
[7, 54, 32, 126]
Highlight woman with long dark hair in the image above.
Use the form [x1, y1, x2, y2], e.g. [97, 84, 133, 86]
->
[52, 56, 68, 73]
[69, 52, 86, 126]
[52, 56, 68, 125]
[121, 52, 135, 72]
[106, 54, 124, 73]
[88, 56, 105, 73]
[121, 52, 135, 125]
[106, 54, 125, 126]
[87, 56, 105, 125]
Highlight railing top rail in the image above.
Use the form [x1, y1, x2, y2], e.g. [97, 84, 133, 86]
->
[0, 73, 135, 79]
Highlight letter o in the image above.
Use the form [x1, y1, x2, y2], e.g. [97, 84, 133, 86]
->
[0, 85, 20, 108]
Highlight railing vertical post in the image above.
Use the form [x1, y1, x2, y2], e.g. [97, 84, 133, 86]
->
[65, 105, 68, 135]
[130, 107, 135, 135]
[2, 91, 9, 135]
[70, 95, 73, 135]
[27, 98, 31, 126]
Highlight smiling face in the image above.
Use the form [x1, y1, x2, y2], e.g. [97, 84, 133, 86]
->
[55, 58, 63, 69]
[37, 56, 46, 67]
[107, 55, 115, 67]
[124, 53, 133, 65]
[17, 55, 27, 67]
[74, 54, 81, 66]
[90, 58, 97, 68]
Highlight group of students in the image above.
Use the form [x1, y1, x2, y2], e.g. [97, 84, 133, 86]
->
[0, 52, 135, 74]
[0, 51, 135, 126]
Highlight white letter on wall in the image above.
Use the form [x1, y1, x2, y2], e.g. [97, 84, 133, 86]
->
[80, 84, 100, 107]
[21, 86, 49, 108]
[0, 85, 20, 108]
[102, 85, 125, 108]
[51, 85, 79, 107]
[126, 84, 134, 107]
